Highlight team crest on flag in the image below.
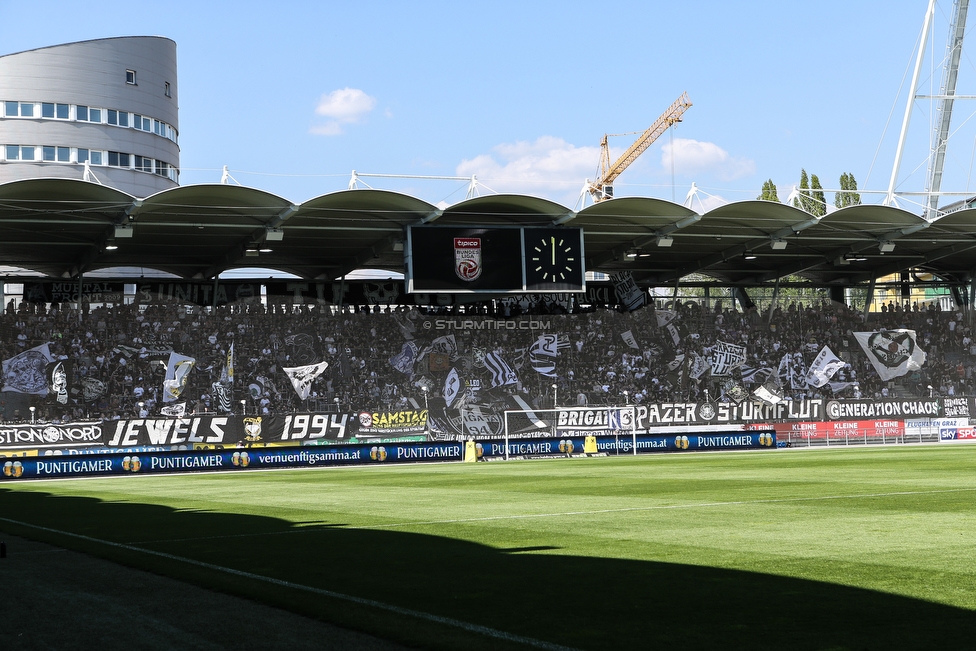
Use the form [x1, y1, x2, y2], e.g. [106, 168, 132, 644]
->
[3, 344, 55, 395]
[80, 377, 105, 403]
[854, 330, 926, 381]
[454, 237, 483, 281]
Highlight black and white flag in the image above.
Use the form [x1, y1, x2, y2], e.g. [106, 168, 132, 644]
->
[444, 368, 461, 408]
[162, 352, 196, 403]
[3, 343, 55, 395]
[485, 352, 518, 388]
[282, 361, 329, 400]
[805, 345, 845, 388]
[47, 359, 72, 404]
[854, 330, 926, 381]
[212, 381, 233, 412]
[160, 403, 186, 418]
[709, 341, 746, 376]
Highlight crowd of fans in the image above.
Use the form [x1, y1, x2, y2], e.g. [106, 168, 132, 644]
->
[0, 294, 972, 424]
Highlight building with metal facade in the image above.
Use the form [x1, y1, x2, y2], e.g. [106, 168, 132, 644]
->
[0, 37, 179, 198]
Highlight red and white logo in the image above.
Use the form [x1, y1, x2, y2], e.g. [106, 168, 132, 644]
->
[454, 238, 482, 282]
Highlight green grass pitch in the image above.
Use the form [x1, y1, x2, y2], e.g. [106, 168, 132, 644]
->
[3, 445, 976, 650]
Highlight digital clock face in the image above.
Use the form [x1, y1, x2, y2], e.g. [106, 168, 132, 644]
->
[523, 228, 584, 291]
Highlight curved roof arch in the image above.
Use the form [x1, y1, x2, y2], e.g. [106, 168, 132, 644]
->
[0, 178, 975, 288]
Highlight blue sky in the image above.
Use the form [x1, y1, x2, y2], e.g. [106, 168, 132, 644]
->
[2, 0, 974, 212]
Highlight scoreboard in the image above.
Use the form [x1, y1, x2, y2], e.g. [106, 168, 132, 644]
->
[406, 226, 585, 293]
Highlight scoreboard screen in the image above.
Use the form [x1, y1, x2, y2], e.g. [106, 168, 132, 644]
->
[406, 226, 585, 293]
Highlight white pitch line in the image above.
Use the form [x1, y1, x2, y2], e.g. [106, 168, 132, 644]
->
[0, 516, 579, 651]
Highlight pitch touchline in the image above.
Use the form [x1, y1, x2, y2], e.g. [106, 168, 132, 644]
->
[360, 487, 976, 530]
[0, 517, 579, 651]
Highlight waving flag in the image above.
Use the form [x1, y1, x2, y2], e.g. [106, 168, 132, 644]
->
[805, 345, 845, 388]
[282, 361, 329, 400]
[485, 352, 518, 387]
[854, 330, 926, 381]
[162, 352, 196, 403]
[3, 344, 55, 395]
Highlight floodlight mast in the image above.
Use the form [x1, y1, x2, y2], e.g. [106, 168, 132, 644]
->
[924, 0, 970, 220]
[885, 0, 937, 207]
[586, 92, 692, 203]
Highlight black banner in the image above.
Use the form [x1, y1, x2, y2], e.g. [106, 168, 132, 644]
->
[23, 282, 124, 304]
[133, 282, 261, 306]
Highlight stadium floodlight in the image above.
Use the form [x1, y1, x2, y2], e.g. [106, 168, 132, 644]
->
[114, 224, 134, 238]
[771, 239, 787, 250]
[656, 235, 674, 247]
[879, 241, 896, 253]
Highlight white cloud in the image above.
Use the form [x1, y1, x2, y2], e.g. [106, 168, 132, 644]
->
[456, 136, 599, 202]
[662, 138, 755, 181]
[311, 88, 376, 136]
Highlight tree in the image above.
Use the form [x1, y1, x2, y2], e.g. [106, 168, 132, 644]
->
[810, 173, 826, 217]
[757, 179, 779, 202]
[834, 172, 861, 208]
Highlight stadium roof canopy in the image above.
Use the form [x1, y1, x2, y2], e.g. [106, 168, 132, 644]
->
[4, 177, 976, 287]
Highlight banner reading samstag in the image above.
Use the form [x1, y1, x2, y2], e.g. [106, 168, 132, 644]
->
[356, 410, 428, 435]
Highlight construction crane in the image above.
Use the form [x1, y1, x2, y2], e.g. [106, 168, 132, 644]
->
[586, 92, 692, 203]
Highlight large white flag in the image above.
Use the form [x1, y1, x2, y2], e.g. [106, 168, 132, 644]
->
[805, 345, 845, 388]
[854, 330, 926, 381]
[162, 352, 196, 403]
[282, 361, 329, 400]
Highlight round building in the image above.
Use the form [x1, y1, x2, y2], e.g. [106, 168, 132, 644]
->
[0, 36, 179, 197]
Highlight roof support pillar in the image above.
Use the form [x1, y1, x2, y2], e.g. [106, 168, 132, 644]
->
[767, 277, 781, 326]
[862, 279, 876, 322]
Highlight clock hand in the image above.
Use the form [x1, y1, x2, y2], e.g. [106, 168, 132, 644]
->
[551, 236, 556, 265]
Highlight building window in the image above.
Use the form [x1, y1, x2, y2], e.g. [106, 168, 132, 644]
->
[134, 155, 152, 172]
[41, 103, 68, 119]
[5, 145, 19, 160]
[4, 102, 35, 118]
[78, 149, 103, 165]
[108, 151, 130, 168]
[42, 146, 56, 161]
[108, 109, 118, 125]
[89, 108, 101, 123]
[126, 69, 136, 85]
[164, 82, 171, 97]
[76, 105, 88, 121]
